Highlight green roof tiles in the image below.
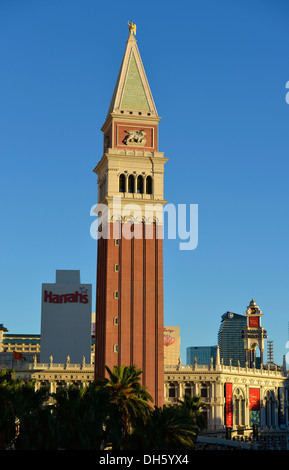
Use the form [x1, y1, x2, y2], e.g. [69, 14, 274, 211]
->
[120, 51, 150, 111]
[105, 34, 158, 120]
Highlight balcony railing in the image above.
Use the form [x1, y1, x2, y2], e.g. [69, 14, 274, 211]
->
[164, 363, 285, 377]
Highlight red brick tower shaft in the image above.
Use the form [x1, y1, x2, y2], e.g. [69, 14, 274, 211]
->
[93, 24, 167, 407]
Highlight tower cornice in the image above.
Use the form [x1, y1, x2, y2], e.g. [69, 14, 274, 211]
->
[101, 113, 161, 133]
[93, 151, 168, 176]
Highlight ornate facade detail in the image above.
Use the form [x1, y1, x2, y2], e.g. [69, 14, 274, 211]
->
[123, 129, 147, 146]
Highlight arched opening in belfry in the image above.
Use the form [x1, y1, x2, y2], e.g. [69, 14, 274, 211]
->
[137, 175, 144, 194]
[119, 174, 125, 192]
[146, 175, 152, 194]
[249, 343, 261, 368]
[128, 174, 135, 193]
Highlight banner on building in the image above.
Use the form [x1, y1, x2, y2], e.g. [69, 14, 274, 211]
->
[249, 388, 260, 426]
[225, 383, 233, 427]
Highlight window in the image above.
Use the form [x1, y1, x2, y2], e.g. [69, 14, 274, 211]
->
[146, 176, 152, 194]
[233, 388, 245, 426]
[184, 383, 193, 397]
[128, 175, 135, 193]
[114, 264, 119, 272]
[119, 174, 125, 192]
[200, 383, 208, 398]
[168, 383, 176, 398]
[113, 317, 119, 325]
[114, 291, 119, 299]
[115, 239, 120, 246]
[137, 175, 144, 194]
[113, 344, 118, 353]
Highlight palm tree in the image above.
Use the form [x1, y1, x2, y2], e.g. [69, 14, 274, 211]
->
[0, 369, 56, 450]
[0, 369, 20, 449]
[129, 404, 198, 450]
[96, 364, 153, 449]
[14, 383, 58, 450]
[51, 383, 109, 450]
[178, 394, 207, 432]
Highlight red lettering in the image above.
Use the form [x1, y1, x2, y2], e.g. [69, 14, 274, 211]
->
[81, 295, 88, 304]
[44, 290, 52, 302]
[43, 290, 89, 304]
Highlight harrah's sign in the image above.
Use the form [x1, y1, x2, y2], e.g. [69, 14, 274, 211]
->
[44, 290, 89, 304]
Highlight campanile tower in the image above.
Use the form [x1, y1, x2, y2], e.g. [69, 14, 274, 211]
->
[93, 22, 167, 406]
[242, 298, 268, 368]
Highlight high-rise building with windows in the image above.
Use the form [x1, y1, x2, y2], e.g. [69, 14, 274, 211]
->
[218, 311, 247, 367]
[186, 345, 218, 366]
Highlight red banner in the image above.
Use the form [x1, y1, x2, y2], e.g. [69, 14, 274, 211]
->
[249, 388, 260, 410]
[225, 383, 233, 427]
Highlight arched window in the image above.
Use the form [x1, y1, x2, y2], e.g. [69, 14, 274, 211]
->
[119, 174, 125, 193]
[128, 175, 135, 193]
[233, 388, 245, 426]
[137, 175, 144, 194]
[146, 175, 152, 194]
[265, 390, 275, 426]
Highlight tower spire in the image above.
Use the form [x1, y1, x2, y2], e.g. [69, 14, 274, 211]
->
[104, 22, 158, 122]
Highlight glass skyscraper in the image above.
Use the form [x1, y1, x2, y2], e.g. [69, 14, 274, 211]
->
[186, 346, 218, 366]
[218, 311, 247, 367]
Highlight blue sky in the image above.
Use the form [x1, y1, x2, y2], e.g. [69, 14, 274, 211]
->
[0, 0, 289, 365]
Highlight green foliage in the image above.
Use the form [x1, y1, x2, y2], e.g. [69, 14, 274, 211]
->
[95, 365, 153, 449]
[178, 394, 207, 431]
[0, 368, 58, 450]
[51, 384, 109, 450]
[0, 366, 206, 450]
[0, 369, 20, 449]
[129, 405, 198, 450]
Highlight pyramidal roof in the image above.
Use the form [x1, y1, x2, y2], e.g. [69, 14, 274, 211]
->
[105, 24, 158, 120]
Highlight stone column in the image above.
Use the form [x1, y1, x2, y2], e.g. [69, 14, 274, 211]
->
[245, 385, 250, 429]
[260, 349, 264, 366]
[213, 380, 224, 430]
[179, 382, 184, 400]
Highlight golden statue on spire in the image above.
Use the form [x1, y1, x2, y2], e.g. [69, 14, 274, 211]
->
[128, 20, 136, 36]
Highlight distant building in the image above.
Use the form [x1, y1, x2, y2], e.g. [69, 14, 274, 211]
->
[0, 323, 41, 368]
[218, 311, 247, 367]
[40, 270, 92, 364]
[164, 327, 180, 366]
[0, 322, 177, 369]
[164, 348, 288, 443]
[186, 345, 218, 366]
